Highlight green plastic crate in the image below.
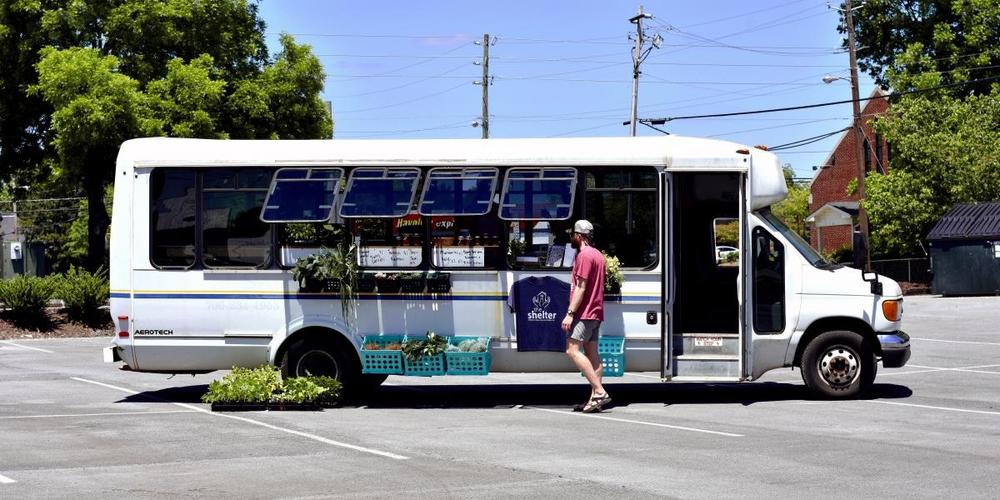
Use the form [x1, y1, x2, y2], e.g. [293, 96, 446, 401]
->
[578, 336, 625, 377]
[402, 334, 447, 376]
[361, 335, 405, 375]
[444, 336, 492, 375]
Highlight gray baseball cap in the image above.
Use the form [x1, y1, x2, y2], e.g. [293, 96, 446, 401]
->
[572, 219, 594, 235]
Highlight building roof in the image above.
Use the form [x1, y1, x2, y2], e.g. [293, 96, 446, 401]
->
[927, 202, 1000, 241]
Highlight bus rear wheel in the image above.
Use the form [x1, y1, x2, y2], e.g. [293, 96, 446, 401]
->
[280, 338, 363, 397]
[801, 330, 876, 399]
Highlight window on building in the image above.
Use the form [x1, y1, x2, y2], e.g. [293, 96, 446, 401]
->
[260, 168, 343, 223]
[874, 133, 885, 174]
[863, 138, 871, 172]
[340, 167, 420, 218]
[150, 169, 197, 268]
[419, 167, 498, 216]
[202, 168, 273, 268]
[499, 168, 577, 220]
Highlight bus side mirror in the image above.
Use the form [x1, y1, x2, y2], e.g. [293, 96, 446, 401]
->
[862, 271, 883, 296]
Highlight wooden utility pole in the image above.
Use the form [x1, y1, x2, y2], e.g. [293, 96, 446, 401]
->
[845, 0, 871, 271]
[479, 33, 490, 139]
[629, 5, 653, 137]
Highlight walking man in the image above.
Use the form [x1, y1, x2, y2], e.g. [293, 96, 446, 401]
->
[561, 220, 611, 413]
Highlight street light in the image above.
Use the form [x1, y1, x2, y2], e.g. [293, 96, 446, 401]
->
[822, 74, 849, 84]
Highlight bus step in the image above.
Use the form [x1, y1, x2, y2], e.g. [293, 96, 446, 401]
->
[675, 354, 739, 378]
[674, 333, 740, 356]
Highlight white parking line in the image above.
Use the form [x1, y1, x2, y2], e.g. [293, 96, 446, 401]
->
[527, 406, 744, 437]
[863, 400, 1000, 417]
[0, 341, 54, 353]
[70, 377, 409, 460]
[0, 473, 15, 484]
[911, 337, 1000, 347]
[0, 410, 197, 420]
[906, 364, 1000, 375]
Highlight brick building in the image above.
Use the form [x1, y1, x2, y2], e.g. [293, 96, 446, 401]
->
[807, 88, 890, 254]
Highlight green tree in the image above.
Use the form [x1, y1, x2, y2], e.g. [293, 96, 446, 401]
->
[844, 0, 1000, 94]
[771, 165, 811, 240]
[1, 1, 332, 271]
[867, 90, 1000, 256]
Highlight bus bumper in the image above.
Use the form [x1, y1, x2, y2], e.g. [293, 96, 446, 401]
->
[103, 346, 122, 363]
[878, 331, 911, 368]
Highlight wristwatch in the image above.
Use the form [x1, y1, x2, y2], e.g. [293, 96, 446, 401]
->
[567, 310, 575, 316]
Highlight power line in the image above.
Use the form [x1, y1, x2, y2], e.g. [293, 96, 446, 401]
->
[333, 81, 470, 114]
[645, 74, 1000, 123]
[768, 127, 852, 150]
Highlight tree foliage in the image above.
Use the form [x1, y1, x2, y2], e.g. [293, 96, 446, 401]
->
[845, 0, 1000, 94]
[1, 1, 333, 271]
[867, 90, 1000, 256]
[771, 165, 811, 240]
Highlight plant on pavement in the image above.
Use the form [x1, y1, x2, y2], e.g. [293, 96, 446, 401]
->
[201, 365, 343, 406]
[0, 276, 56, 327]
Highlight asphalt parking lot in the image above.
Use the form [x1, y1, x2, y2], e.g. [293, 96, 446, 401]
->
[1, 295, 999, 499]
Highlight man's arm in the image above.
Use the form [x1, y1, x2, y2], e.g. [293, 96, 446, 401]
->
[561, 275, 587, 333]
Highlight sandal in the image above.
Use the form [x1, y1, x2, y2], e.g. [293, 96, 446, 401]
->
[581, 393, 612, 413]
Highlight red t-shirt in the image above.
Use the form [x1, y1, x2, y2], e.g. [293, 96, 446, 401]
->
[571, 245, 606, 321]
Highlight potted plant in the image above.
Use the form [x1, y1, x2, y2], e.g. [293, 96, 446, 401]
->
[399, 272, 426, 293]
[401, 331, 448, 376]
[426, 271, 451, 293]
[374, 272, 401, 293]
[291, 244, 359, 320]
[603, 252, 624, 296]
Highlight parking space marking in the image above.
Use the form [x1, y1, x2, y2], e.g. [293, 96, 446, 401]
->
[527, 406, 744, 437]
[0, 473, 15, 484]
[0, 410, 198, 420]
[907, 364, 1000, 375]
[0, 341, 54, 353]
[911, 337, 1000, 347]
[864, 400, 1000, 417]
[70, 377, 410, 460]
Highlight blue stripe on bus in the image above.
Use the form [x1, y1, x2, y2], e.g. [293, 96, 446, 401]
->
[110, 292, 661, 303]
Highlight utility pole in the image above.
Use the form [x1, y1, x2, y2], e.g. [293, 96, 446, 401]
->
[475, 33, 492, 139]
[629, 6, 654, 137]
[844, 0, 871, 272]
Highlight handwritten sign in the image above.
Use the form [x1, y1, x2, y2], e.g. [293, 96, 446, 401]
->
[433, 246, 485, 267]
[358, 246, 422, 267]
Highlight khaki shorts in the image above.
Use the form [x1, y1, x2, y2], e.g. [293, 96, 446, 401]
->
[569, 319, 601, 343]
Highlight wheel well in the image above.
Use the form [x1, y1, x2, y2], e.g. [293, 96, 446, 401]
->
[793, 317, 880, 367]
[273, 327, 360, 370]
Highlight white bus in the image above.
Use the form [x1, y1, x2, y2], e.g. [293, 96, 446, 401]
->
[104, 136, 910, 399]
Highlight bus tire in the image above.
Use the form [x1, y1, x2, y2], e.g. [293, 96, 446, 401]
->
[800, 330, 876, 399]
[280, 338, 363, 397]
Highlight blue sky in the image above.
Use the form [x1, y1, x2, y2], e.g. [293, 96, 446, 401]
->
[258, 0, 876, 179]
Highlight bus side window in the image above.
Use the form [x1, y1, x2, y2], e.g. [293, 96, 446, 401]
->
[752, 227, 785, 333]
[582, 168, 657, 269]
[150, 169, 197, 268]
[201, 168, 274, 268]
[499, 167, 577, 269]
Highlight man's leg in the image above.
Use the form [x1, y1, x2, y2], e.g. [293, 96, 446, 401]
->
[566, 338, 606, 397]
[583, 339, 602, 396]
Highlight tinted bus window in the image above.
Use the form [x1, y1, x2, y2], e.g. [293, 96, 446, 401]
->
[583, 168, 657, 268]
[202, 168, 273, 268]
[150, 169, 197, 268]
[340, 168, 420, 218]
[261, 168, 343, 222]
[499, 168, 577, 220]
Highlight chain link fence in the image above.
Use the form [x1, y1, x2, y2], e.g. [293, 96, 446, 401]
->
[871, 257, 931, 283]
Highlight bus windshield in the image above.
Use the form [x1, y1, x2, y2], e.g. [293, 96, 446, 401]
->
[758, 209, 830, 268]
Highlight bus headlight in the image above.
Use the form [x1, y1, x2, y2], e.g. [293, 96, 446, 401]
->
[882, 299, 902, 322]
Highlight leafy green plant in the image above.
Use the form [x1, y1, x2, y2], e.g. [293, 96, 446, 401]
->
[200, 365, 343, 405]
[724, 251, 740, 264]
[55, 265, 110, 325]
[507, 239, 526, 258]
[401, 331, 448, 362]
[291, 244, 358, 320]
[603, 252, 624, 294]
[0, 276, 56, 326]
[201, 365, 282, 404]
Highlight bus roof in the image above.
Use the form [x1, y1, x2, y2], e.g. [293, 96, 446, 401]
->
[117, 135, 787, 208]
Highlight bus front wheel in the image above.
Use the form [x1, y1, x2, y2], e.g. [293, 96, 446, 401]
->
[801, 330, 876, 399]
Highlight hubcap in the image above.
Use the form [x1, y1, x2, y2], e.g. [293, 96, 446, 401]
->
[295, 349, 339, 379]
[817, 345, 860, 389]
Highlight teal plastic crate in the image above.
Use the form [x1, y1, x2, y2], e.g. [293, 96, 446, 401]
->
[578, 336, 625, 377]
[402, 334, 447, 376]
[444, 336, 492, 375]
[361, 335, 405, 375]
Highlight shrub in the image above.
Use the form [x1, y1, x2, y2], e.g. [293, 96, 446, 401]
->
[55, 266, 110, 325]
[0, 276, 55, 326]
[603, 252, 624, 294]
